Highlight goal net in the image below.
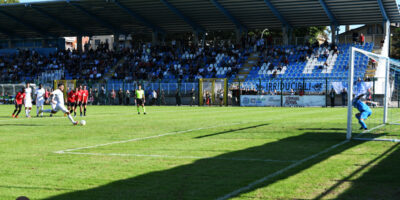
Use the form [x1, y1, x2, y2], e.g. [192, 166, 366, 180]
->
[54, 80, 76, 100]
[347, 47, 400, 142]
[199, 78, 227, 106]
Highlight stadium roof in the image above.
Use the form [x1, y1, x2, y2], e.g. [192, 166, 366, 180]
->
[0, 0, 399, 39]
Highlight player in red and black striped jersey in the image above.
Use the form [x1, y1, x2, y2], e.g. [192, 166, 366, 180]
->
[12, 88, 25, 118]
[73, 87, 81, 117]
[81, 85, 89, 116]
[67, 88, 76, 114]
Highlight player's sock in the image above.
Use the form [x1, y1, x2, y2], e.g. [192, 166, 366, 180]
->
[16, 110, 21, 117]
[137, 107, 140, 114]
[25, 110, 29, 117]
[36, 107, 40, 116]
[358, 120, 368, 129]
[143, 107, 146, 114]
[84, 108, 86, 116]
[67, 114, 75, 124]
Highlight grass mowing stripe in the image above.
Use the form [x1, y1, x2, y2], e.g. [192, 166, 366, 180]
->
[216, 139, 350, 200]
[61, 152, 298, 163]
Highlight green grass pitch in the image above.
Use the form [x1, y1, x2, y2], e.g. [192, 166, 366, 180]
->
[0, 105, 400, 200]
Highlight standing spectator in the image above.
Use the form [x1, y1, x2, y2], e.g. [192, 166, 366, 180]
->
[352, 32, 359, 44]
[218, 89, 224, 106]
[118, 88, 124, 105]
[125, 90, 130, 105]
[110, 89, 116, 105]
[366, 88, 373, 106]
[100, 86, 107, 105]
[152, 90, 157, 105]
[175, 90, 181, 106]
[190, 88, 196, 106]
[341, 88, 347, 106]
[93, 88, 99, 105]
[359, 33, 365, 45]
[330, 88, 336, 107]
[160, 89, 166, 105]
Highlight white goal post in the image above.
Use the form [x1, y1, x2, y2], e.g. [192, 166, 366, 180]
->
[347, 47, 399, 141]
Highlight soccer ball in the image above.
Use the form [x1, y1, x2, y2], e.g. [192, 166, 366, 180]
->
[80, 120, 86, 126]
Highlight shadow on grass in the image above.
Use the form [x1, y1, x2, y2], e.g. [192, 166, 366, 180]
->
[315, 142, 400, 200]
[194, 123, 270, 139]
[42, 131, 372, 200]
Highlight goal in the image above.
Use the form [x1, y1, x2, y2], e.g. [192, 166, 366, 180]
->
[54, 80, 76, 100]
[199, 78, 227, 106]
[347, 47, 400, 142]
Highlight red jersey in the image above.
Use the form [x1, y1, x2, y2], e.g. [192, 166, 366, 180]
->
[75, 90, 82, 102]
[68, 90, 76, 103]
[82, 90, 89, 102]
[15, 92, 25, 104]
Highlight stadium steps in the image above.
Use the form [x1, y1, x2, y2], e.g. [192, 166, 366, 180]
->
[236, 52, 259, 81]
[101, 56, 126, 82]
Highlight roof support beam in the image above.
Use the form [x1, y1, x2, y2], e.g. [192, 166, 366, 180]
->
[30, 5, 84, 35]
[318, 0, 338, 26]
[210, 0, 247, 31]
[67, 2, 125, 34]
[160, 0, 205, 32]
[0, 9, 55, 38]
[377, 0, 389, 22]
[263, 0, 291, 28]
[113, 0, 165, 34]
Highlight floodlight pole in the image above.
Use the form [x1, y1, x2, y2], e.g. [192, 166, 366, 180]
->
[346, 47, 355, 140]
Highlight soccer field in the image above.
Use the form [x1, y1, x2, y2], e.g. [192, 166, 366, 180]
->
[1, 105, 400, 200]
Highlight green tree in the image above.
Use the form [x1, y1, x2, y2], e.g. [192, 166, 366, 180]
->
[390, 27, 400, 59]
[293, 26, 328, 43]
[0, 0, 20, 3]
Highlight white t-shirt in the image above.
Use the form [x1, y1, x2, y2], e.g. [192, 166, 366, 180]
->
[52, 89, 64, 106]
[35, 88, 45, 101]
[25, 87, 32, 100]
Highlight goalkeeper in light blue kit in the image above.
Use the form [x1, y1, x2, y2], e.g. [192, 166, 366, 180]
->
[353, 94, 373, 130]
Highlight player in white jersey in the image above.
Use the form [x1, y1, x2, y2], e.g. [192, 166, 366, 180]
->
[24, 83, 33, 118]
[35, 84, 46, 117]
[40, 83, 79, 125]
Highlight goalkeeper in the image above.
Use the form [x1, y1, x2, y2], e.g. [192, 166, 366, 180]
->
[353, 94, 374, 130]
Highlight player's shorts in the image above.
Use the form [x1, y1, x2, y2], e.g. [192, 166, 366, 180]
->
[67, 102, 76, 107]
[360, 110, 372, 120]
[24, 98, 32, 108]
[82, 101, 87, 106]
[36, 99, 45, 107]
[15, 103, 22, 110]
[53, 104, 69, 114]
[136, 99, 144, 105]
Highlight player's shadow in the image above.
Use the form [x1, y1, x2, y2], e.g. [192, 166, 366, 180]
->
[0, 124, 44, 126]
[194, 123, 270, 139]
[314, 142, 400, 199]
[43, 131, 379, 200]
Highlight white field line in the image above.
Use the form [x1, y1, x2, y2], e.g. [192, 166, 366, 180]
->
[60, 151, 298, 163]
[352, 138, 400, 142]
[54, 122, 244, 154]
[216, 140, 349, 200]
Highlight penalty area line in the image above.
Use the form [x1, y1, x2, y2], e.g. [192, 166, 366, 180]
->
[59, 151, 298, 163]
[54, 122, 244, 154]
[216, 139, 349, 200]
